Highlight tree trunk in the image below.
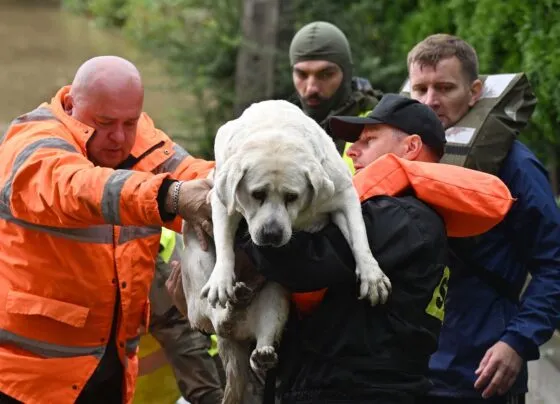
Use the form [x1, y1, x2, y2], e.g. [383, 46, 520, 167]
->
[274, 0, 295, 99]
[234, 0, 282, 116]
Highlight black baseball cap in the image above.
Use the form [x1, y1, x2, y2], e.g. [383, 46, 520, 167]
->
[329, 93, 447, 157]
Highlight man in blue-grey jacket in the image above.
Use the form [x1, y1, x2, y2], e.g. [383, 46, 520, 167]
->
[405, 34, 560, 404]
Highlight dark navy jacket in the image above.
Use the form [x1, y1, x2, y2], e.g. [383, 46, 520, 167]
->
[428, 140, 560, 397]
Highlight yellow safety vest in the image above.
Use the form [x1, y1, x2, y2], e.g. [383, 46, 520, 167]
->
[341, 109, 372, 175]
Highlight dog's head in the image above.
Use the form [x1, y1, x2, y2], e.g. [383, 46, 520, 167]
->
[215, 142, 334, 247]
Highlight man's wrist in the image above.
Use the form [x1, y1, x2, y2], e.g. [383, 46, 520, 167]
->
[165, 180, 184, 215]
[157, 179, 178, 222]
[500, 332, 538, 361]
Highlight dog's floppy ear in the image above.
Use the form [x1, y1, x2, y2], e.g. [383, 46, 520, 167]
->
[214, 156, 247, 216]
[305, 159, 335, 209]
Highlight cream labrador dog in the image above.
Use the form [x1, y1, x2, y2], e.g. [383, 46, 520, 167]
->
[183, 99, 391, 403]
[201, 99, 391, 308]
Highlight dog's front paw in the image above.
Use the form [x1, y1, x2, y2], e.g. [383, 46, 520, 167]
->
[250, 346, 278, 373]
[231, 282, 254, 307]
[356, 259, 392, 306]
[200, 268, 235, 308]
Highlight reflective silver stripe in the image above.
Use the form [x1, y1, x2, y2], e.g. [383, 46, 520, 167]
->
[118, 225, 161, 244]
[0, 204, 113, 243]
[125, 335, 140, 354]
[153, 143, 190, 174]
[13, 107, 58, 124]
[0, 107, 59, 145]
[0, 328, 105, 359]
[0, 126, 8, 146]
[101, 170, 134, 225]
[0, 138, 78, 208]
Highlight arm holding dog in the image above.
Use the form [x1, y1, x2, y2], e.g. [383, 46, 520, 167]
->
[237, 193, 448, 401]
[237, 194, 446, 293]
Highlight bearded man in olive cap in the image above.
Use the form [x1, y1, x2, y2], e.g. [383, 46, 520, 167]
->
[289, 21, 383, 166]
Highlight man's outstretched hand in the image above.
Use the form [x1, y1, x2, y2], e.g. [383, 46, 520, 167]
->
[474, 341, 523, 398]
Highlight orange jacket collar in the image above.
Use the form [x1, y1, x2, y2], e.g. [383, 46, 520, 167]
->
[352, 154, 514, 237]
[49, 86, 96, 151]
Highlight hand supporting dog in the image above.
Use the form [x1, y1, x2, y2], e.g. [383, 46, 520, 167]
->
[200, 190, 242, 308]
[165, 178, 214, 250]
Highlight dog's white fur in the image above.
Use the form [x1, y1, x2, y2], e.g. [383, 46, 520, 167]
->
[181, 226, 288, 403]
[181, 99, 391, 403]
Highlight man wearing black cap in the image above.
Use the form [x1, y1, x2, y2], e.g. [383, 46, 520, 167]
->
[289, 21, 383, 171]
[331, 92, 447, 166]
[236, 94, 449, 404]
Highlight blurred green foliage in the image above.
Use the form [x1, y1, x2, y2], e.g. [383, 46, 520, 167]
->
[62, 0, 560, 163]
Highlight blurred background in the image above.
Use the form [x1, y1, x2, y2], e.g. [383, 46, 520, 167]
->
[0, 0, 558, 403]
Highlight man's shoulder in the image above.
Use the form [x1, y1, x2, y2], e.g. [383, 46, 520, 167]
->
[351, 76, 383, 112]
[364, 194, 445, 237]
[500, 140, 549, 191]
[505, 140, 540, 165]
[138, 112, 156, 130]
[137, 112, 172, 142]
[1, 107, 75, 148]
[366, 193, 440, 215]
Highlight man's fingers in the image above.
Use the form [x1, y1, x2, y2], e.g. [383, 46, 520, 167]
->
[194, 224, 209, 251]
[165, 263, 179, 293]
[474, 355, 498, 390]
[170, 260, 180, 272]
[182, 222, 190, 246]
[166, 263, 178, 284]
[170, 261, 181, 289]
[475, 350, 492, 375]
[482, 367, 506, 398]
[497, 376, 515, 396]
[201, 219, 213, 238]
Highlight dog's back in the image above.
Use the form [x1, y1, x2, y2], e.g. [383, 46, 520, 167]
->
[216, 100, 339, 156]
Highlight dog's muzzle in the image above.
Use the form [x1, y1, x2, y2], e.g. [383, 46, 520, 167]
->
[257, 220, 286, 247]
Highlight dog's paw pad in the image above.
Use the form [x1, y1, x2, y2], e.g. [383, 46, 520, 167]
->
[250, 346, 278, 372]
[232, 282, 253, 306]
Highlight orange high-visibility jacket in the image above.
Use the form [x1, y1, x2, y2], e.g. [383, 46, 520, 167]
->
[292, 153, 515, 315]
[0, 86, 214, 404]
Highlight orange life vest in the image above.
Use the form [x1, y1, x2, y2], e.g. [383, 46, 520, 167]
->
[0, 86, 213, 404]
[292, 153, 514, 315]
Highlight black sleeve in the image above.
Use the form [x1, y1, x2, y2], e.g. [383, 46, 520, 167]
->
[157, 178, 177, 222]
[236, 195, 445, 292]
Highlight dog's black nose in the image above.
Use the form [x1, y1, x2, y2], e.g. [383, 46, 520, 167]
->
[260, 222, 284, 246]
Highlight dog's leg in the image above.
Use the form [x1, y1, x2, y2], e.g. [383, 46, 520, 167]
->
[249, 282, 290, 374]
[201, 192, 242, 308]
[218, 336, 250, 404]
[332, 187, 392, 306]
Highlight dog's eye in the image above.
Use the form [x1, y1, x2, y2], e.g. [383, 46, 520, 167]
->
[284, 193, 298, 204]
[251, 190, 266, 201]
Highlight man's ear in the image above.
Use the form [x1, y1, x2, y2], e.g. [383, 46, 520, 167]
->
[469, 79, 484, 107]
[305, 159, 335, 210]
[62, 92, 74, 115]
[402, 134, 423, 160]
[214, 157, 246, 215]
